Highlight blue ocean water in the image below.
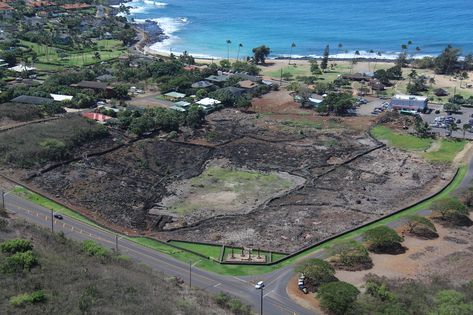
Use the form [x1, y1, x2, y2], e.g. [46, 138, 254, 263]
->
[123, 0, 473, 59]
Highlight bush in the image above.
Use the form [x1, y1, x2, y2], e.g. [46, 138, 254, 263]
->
[10, 290, 46, 307]
[213, 292, 251, 315]
[434, 290, 473, 315]
[318, 281, 360, 315]
[431, 197, 472, 226]
[82, 240, 109, 257]
[296, 258, 336, 291]
[1, 250, 38, 273]
[328, 240, 373, 271]
[0, 239, 33, 254]
[363, 226, 404, 254]
[404, 215, 438, 239]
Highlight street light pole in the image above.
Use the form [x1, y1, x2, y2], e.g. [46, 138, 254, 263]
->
[50, 209, 54, 233]
[189, 261, 192, 288]
[1, 190, 5, 210]
[260, 287, 264, 315]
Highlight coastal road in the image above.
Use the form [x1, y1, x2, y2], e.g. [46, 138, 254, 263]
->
[2, 190, 315, 315]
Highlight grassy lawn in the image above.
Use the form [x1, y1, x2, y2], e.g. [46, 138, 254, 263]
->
[10, 165, 467, 276]
[372, 125, 468, 162]
[169, 241, 223, 260]
[262, 63, 351, 82]
[19, 39, 125, 68]
[423, 139, 468, 162]
[12, 186, 102, 228]
[371, 125, 433, 151]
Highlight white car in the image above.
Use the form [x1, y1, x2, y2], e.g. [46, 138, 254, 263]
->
[255, 281, 265, 289]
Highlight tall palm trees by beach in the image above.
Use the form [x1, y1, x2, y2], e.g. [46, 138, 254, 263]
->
[289, 42, 296, 65]
[226, 39, 231, 60]
[237, 43, 243, 61]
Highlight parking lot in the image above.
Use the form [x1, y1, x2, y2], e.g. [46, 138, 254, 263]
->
[421, 103, 473, 139]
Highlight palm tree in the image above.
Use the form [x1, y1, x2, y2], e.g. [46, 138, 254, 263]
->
[236, 43, 243, 61]
[289, 42, 296, 65]
[226, 39, 231, 60]
[463, 124, 471, 138]
[337, 43, 343, 57]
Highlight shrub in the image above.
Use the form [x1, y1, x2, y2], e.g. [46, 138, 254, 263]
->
[328, 240, 373, 271]
[434, 290, 473, 315]
[363, 226, 404, 254]
[82, 240, 109, 257]
[296, 258, 336, 290]
[213, 292, 251, 315]
[1, 250, 38, 273]
[318, 281, 360, 315]
[0, 239, 33, 254]
[404, 215, 438, 239]
[431, 197, 472, 226]
[10, 290, 46, 307]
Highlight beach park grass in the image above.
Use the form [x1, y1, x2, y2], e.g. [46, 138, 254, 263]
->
[371, 125, 468, 162]
[9, 162, 467, 276]
[262, 62, 352, 82]
[19, 39, 126, 68]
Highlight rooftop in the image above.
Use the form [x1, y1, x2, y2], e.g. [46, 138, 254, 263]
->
[11, 95, 53, 105]
[50, 93, 73, 102]
[206, 75, 230, 83]
[71, 81, 111, 90]
[82, 112, 112, 122]
[164, 91, 186, 99]
[196, 97, 221, 106]
[392, 94, 428, 102]
[191, 81, 214, 89]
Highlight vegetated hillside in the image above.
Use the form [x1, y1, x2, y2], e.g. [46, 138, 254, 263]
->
[0, 217, 245, 315]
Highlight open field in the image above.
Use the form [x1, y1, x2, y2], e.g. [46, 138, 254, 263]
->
[19, 40, 126, 68]
[372, 125, 468, 162]
[7, 165, 467, 276]
[14, 110, 448, 253]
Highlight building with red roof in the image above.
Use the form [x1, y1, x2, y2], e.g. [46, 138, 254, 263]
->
[82, 112, 112, 123]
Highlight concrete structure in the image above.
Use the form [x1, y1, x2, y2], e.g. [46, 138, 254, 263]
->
[390, 94, 428, 112]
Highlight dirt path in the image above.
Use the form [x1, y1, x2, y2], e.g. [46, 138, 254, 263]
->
[453, 141, 473, 166]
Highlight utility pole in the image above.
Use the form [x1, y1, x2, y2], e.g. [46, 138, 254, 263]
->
[260, 287, 264, 315]
[115, 235, 119, 252]
[50, 209, 54, 233]
[1, 190, 5, 210]
[189, 261, 192, 288]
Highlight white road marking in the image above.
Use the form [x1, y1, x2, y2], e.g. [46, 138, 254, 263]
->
[213, 283, 221, 288]
[232, 276, 248, 283]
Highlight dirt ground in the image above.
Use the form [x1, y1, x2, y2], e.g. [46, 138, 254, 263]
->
[14, 108, 448, 252]
[335, 214, 473, 288]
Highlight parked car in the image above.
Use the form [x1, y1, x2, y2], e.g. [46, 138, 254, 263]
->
[456, 119, 462, 124]
[255, 281, 265, 289]
[435, 110, 441, 114]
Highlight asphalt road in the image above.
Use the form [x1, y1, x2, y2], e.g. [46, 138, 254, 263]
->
[3, 191, 315, 315]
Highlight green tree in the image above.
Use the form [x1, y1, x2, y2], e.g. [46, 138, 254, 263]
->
[185, 105, 205, 128]
[309, 58, 322, 78]
[435, 45, 461, 75]
[318, 281, 360, 315]
[236, 43, 243, 61]
[321, 45, 330, 72]
[0, 239, 33, 254]
[328, 240, 372, 270]
[295, 258, 336, 289]
[252, 45, 270, 64]
[404, 215, 438, 239]
[363, 226, 403, 253]
[434, 290, 473, 315]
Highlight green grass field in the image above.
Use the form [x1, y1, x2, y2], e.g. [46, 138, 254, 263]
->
[423, 140, 468, 162]
[371, 125, 468, 162]
[10, 165, 467, 276]
[371, 125, 433, 151]
[262, 63, 351, 82]
[19, 40, 126, 68]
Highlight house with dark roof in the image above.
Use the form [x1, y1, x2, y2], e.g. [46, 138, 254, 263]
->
[191, 81, 214, 89]
[70, 81, 114, 98]
[11, 95, 54, 105]
[234, 73, 262, 83]
[218, 86, 247, 98]
[390, 94, 428, 112]
[206, 74, 231, 86]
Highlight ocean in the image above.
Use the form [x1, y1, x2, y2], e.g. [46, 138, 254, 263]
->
[121, 0, 473, 59]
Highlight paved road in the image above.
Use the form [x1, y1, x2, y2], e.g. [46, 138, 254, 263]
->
[3, 191, 315, 315]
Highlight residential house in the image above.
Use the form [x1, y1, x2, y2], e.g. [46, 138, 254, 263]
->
[82, 112, 112, 123]
[50, 93, 73, 102]
[205, 74, 231, 86]
[70, 81, 114, 98]
[218, 86, 247, 98]
[191, 81, 214, 89]
[164, 91, 186, 100]
[196, 97, 221, 112]
[11, 95, 54, 105]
